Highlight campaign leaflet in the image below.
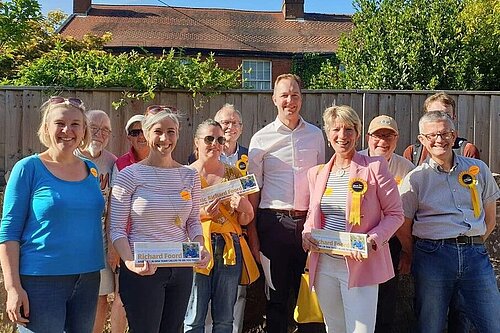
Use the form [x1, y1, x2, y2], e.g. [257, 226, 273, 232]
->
[134, 241, 200, 267]
[311, 228, 368, 258]
[200, 173, 259, 206]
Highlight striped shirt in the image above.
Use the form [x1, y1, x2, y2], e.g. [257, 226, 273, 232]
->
[320, 171, 349, 232]
[110, 163, 203, 255]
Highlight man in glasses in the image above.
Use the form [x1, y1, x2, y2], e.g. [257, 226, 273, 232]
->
[398, 111, 500, 333]
[359, 115, 414, 333]
[402, 92, 480, 332]
[403, 92, 480, 166]
[74, 110, 121, 333]
[248, 74, 325, 333]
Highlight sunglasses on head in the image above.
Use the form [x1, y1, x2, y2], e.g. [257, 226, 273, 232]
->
[145, 105, 178, 116]
[201, 135, 226, 145]
[128, 129, 143, 137]
[49, 96, 84, 110]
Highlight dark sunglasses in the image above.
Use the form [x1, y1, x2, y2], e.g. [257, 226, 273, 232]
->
[145, 105, 178, 116]
[49, 96, 84, 109]
[201, 135, 226, 145]
[128, 129, 143, 137]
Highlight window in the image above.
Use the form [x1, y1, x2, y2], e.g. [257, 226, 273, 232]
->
[242, 60, 272, 90]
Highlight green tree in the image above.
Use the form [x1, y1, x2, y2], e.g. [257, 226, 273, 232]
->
[313, 0, 499, 90]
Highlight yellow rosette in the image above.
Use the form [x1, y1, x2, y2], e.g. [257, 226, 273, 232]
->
[458, 166, 481, 218]
[90, 167, 98, 178]
[348, 178, 368, 226]
[237, 154, 248, 176]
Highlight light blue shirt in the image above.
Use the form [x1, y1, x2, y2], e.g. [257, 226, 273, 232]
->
[400, 154, 499, 239]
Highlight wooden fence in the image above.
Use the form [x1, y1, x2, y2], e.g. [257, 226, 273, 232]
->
[0, 87, 499, 184]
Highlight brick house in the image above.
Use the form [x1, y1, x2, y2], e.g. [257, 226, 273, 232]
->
[60, 0, 353, 89]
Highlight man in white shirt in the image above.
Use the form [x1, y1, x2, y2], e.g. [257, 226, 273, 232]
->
[248, 74, 325, 333]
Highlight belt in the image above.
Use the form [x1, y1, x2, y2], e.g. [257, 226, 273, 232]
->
[264, 208, 308, 218]
[443, 235, 483, 245]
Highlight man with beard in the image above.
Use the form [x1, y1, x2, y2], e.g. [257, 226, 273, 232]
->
[75, 109, 118, 333]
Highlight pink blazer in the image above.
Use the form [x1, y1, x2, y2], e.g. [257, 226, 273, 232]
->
[304, 152, 404, 288]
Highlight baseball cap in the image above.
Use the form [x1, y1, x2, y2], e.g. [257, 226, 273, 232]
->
[125, 114, 145, 133]
[368, 115, 398, 134]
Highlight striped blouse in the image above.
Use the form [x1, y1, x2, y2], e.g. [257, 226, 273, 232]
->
[320, 171, 349, 232]
[110, 163, 203, 255]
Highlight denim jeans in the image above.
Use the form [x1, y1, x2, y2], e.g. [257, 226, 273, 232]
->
[18, 272, 100, 333]
[184, 233, 242, 333]
[412, 239, 500, 333]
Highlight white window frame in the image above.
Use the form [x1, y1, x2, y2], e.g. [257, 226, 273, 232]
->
[242, 60, 272, 90]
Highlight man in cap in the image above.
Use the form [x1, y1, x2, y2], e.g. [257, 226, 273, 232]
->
[359, 115, 414, 332]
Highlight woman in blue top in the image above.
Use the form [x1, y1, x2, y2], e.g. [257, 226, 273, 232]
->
[0, 96, 105, 332]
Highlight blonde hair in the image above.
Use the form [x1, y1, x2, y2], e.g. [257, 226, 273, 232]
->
[423, 92, 456, 115]
[323, 105, 362, 135]
[274, 73, 302, 89]
[142, 109, 180, 133]
[37, 98, 91, 149]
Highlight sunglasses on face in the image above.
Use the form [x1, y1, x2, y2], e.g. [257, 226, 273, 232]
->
[201, 135, 226, 145]
[145, 105, 178, 116]
[49, 96, 84, 110]
[128, 129, 143, 137]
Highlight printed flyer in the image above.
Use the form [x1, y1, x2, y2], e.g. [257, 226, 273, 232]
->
[200, 173, 259, 206]
[311, 228, 368, 258]
[134, 241, 200, 267]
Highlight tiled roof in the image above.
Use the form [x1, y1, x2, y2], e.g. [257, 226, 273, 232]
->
[59, 5, 353, 54]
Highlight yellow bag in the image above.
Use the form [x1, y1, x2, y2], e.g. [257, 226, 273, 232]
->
[294, 271, 324, 323]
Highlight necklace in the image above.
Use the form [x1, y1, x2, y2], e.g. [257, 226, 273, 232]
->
[334, 164, 350, 177]
[147, 163, 185, 227]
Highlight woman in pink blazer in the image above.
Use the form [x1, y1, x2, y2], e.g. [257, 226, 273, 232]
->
[302, 105, 403, 333]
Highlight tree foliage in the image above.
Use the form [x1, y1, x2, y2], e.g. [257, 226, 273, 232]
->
[291, 53, 339, 88]
[312, 0, 499, 90]
[1, 0, 242, 108]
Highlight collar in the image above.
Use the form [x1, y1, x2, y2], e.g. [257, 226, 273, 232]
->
[428, 153, 458, 173]
[221, 143, 240, 159]
[272, 116, 305, 132]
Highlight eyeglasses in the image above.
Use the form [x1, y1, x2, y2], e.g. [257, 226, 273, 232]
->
[219, 120, 242, 127]
[200, 135, 226, 145]
[368, 133, 397, 141]
[145, 105, 178, 116]
[49, 96, 84, 110]
[90, 126, 112, 137]
[128, 129, 143, 137]
[420, 131, 455, 141]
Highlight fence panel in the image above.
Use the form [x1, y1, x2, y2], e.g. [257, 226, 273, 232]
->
[0, 88, 498, 183]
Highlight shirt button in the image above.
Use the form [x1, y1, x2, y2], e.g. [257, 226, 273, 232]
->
[453, 189, 456, 192]
[457, 205, 461, 208]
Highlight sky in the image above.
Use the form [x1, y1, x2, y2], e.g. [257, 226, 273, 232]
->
[38, 0, 356, 16]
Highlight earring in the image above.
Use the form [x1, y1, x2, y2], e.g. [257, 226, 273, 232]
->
[327, 142, 331, 147]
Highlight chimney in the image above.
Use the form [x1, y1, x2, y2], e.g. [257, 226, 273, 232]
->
[282, 0, 304, 20]
[74, 0, 91, 14]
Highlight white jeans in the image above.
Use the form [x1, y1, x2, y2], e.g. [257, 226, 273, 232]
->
[315, 254, 378, 333]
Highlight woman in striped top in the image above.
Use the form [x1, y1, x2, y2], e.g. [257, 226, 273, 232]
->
[184, 119, 259, 333]
[301, 105, 403, 333]
[110, 107, 209, 332]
